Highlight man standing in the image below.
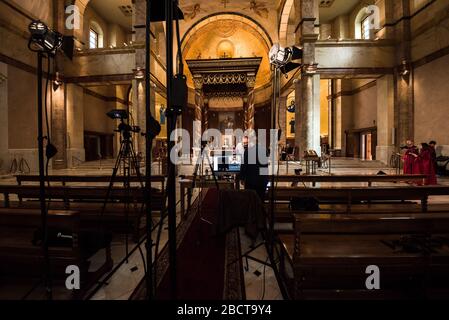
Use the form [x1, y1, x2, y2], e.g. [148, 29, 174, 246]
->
[429, 140, 438, 174]
[240, 136, 269, 201]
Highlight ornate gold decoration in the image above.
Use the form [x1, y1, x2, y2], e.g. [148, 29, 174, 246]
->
[246, 74, 257, 88]
[203, 100, 209, 131]
[217, 39, 235, 58]
[193, 75, 204, 90]
[203, 73, 247, 85]
[216, 20, 238, 38]
[245, 88, 255, 130]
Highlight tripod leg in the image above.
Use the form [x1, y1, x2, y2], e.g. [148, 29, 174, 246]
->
[101, 141, 125, 216]
[205, 153, 219, 190]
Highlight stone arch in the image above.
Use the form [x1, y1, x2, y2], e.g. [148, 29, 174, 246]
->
[181, 12, 273, 52]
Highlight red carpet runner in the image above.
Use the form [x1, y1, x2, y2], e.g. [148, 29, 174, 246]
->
[156, 189, 227, 300]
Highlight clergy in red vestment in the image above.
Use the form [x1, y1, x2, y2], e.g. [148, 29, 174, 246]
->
[420, 143, 438, 185]
[403, 140, 420, 175]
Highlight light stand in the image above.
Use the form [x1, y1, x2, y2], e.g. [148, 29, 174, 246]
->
[165, 0, 177, 300]
[37, 51, 52, 300]
[144, 0, 155, 300]
[28, 20, 66, 300]
[266, 43, 303, 299]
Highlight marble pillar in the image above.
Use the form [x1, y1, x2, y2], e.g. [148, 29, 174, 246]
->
[203, 98, 209, 132]
[393, 0, 414, 148]
[295, 73, 321, 157]
[193, 75, 203, 142]
[245, 75, 256, 131]
[376, 75, 395, 164]
[294, 0, 321, 157]
[66, 84, 85, 167]
[245, 87, 255, 131]
[51, 85, 68, 169]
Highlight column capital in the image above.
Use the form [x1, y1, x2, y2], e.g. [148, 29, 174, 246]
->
[193, 74, 204, 90]
[301, 63, 319, 77]
[246, 73, 256, 89]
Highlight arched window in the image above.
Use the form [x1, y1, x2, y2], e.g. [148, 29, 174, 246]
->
[89, 21, 104, 49]
[355, 6, 379, 40]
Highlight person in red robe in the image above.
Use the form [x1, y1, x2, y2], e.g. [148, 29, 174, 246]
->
[420, 143, 438, 185]
[403, 140, 420, 174]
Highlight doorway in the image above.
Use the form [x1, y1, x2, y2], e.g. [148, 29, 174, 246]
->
[84, 131, 114, 161]
[345, 127, 377, 160]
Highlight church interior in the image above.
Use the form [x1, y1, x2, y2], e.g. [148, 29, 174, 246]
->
[1, 0, 449, 301]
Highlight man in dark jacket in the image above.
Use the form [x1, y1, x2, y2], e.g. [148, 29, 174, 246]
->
[239, 136, 269, 201]
[429, 141, 438, 174]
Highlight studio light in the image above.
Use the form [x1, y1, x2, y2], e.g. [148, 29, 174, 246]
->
[28, 20, 63, 54]
[269, 43, 303, 74]
[107, 109, 129, 120]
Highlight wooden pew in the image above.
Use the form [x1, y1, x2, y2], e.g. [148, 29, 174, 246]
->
[278, 212, 449, 300]
[16, 174, 166, 190]
[273, 174, 426, 187]
[270, 185, 449, 213]
[0, 208, 113, 299]
[0, 185, 166, 240]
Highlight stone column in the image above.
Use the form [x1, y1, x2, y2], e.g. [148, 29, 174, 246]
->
[245, 74, 256, 131]
[51, 85, 68, 169]
[295, 0, 321, 157]
[193, 75, 203, 141]
[278, 96, 287, 146]
[393, 0, 414, 148]
[203, 98, 209, 132]
[66, 84, 85, 167]
[376, 75, 395, 164]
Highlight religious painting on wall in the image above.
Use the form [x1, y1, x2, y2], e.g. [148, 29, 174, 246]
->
[286, 95, 296, 139]
[155, 93, 167, 139]
[218, 112, 236, 148]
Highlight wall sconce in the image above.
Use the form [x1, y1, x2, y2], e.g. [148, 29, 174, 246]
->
[133, 67, 145, 80]
[400, 59, 410, 77]
[53, 71, 63, 91]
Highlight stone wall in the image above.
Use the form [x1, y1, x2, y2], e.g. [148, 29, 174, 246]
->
[414, 53, 449, 155]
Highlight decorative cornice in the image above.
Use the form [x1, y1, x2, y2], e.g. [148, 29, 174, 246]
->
[203, 73, 247, 85]
[186, 57, 262, 74]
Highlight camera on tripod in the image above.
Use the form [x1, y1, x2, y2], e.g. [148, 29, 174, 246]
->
[106, 109, 141, 139]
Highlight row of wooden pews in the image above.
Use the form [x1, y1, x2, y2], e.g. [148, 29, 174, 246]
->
[266, 174, 449, 299]
[1, 175, 167, 239]
[0, 174, 167, 299]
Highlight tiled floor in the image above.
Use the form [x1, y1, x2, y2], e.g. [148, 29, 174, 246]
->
[1, 158, 449, 300]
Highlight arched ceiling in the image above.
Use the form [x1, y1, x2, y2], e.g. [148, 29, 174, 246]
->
[178, 1, 283, 89]
[179, 0, 282, 44]
[182, 15, 272, 88]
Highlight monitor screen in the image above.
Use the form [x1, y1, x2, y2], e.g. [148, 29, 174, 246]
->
[213, 155, 242, 173]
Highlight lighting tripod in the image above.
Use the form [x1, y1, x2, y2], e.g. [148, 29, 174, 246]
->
[101, 120, 144, 263]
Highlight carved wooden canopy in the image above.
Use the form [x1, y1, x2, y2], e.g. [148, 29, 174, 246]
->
[186, 57, 262, 98]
